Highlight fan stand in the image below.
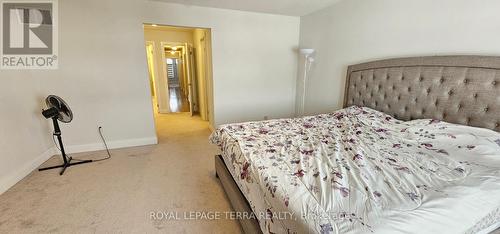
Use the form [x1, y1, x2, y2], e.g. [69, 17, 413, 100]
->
[39, 117, 93, 175]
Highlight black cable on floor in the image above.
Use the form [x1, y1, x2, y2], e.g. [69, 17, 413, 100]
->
[54, 127, 112, 162]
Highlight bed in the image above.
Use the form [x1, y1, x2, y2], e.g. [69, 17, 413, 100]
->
[211, 56, 500, 234]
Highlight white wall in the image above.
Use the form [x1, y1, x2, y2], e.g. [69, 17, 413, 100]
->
[0, 0, 300, 193]
[0, 71, 55, 193]
[298, 0, 500, 115]
[0, 0, 158, 194]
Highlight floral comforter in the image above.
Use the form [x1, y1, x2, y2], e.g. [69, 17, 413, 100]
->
[210, 106, 500, 234]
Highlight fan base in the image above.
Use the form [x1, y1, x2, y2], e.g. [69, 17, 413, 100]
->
[38, 157, 93, 175]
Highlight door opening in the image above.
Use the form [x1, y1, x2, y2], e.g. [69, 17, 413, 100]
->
[143, 24, 214, 134]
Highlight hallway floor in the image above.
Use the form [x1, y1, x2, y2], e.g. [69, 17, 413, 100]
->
[0, 114, 242, 233]
[169, 87, 190, 113]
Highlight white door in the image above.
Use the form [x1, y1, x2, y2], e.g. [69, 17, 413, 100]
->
[185, 43, 195, 116]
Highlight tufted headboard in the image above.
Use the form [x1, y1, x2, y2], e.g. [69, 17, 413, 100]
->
[344, 56, 500, 132]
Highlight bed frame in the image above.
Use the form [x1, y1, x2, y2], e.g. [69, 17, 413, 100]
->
[214, 155, 262, 234]
[215, 55, 500, 233]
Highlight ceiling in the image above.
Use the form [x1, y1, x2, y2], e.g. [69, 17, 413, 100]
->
[150, 0, 341, 16]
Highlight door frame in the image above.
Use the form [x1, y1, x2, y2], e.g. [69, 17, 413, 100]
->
[200, 34, 210, 121]
[145, 41, 161, 112]
[159, 41, 188, 113]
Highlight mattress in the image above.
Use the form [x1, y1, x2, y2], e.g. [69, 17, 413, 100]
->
[210, 106, 500, 234]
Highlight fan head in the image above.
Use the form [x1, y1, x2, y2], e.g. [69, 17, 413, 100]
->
[45, 95, 73, 123]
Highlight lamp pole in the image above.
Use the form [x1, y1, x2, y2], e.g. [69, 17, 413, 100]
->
[298, 49, 314, 116]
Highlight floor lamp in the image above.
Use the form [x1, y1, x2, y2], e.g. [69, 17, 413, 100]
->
[299, 48, 315, 116]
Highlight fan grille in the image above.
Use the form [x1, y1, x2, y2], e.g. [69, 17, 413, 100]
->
[45, 95, 73, 123]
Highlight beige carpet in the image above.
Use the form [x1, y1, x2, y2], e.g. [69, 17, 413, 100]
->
[0, 113, 242, 233]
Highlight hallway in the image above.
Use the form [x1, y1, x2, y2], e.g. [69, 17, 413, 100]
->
[0, 114, 242, 233]
[144, 24, 213, 121]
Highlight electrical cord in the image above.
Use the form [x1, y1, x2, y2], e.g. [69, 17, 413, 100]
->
[52, 134, 61, 151]
[93, 126, 111, 162]
[53, 126, 111, 162]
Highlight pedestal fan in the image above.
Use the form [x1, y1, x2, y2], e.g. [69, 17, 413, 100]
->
[39, 95, 93, 175]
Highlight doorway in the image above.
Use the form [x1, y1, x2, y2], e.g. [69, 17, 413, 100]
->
[164, 44, 190, 113]
[143, 24, 214, 134]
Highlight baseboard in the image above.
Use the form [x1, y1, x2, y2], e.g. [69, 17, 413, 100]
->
[64, 137, 158, 154]
[0, 136, 158, 195]
[0, 147, 56, 195]
[158, 108, 169, 114]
